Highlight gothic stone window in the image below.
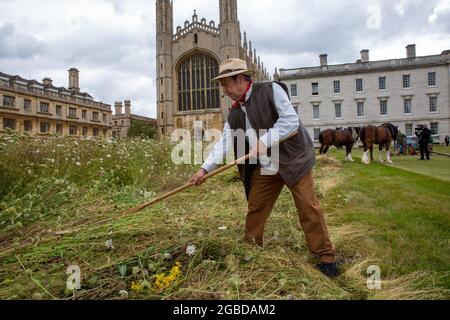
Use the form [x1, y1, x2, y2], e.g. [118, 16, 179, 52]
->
[178, 52, 220, 112]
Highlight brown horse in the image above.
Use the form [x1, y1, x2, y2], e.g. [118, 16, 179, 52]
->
[359, 123, 398, 164]
[319, 127, 360, 161]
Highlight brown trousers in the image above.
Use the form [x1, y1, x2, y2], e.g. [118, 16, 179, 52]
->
[243, 167, 336, 263]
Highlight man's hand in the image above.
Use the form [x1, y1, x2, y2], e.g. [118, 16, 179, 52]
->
[249, 140, 268, 159]
[189, 168, 208, 186]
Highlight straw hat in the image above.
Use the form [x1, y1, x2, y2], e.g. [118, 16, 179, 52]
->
[212, 58, 254, 81]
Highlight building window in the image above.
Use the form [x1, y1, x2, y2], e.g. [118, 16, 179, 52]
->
[92, 112, 99, 121]
[380, 100, 388, 116]
[403, 74, 411, 89]
[56, 105, 62, 116]
[333, 80, 340, 94]
[292, 103, 299, 115]
[3, 118, 16, 130]
[430, 122, 438, 135]
[178, 52, 220, 112]
[69, 107, 77, 117]
[405, 124, 413, 137]
[313, 128, 321, 141]
[39, 102, 49, 113]
[69, 126, 77, 135]
[40, 122, 50, 133]
[379, 77, 386, 90]
[24, 120, 32, 132]
[103, 129, 107, 136]
[334, 103, 342, 118]
[93, 128, 99, 137]
[429, 96, 437, 113]
[312, 82, 319, 96]
[357, 101, 365, 117]
[24, 99, 32, 111]
[356, 78, 363, 92]
[56, 124, 63, 134]
[290, 84, 298, 97]
[428, 72, 436, 87]
[82, 110, 87, 119]
[404, 98, 412, 114]
[82, 127, 88, 136]
[194, 33, 198, 44]
[313, 104, 320, 120]
[103, 114, 107, 122]
[3, 95, 15, 108]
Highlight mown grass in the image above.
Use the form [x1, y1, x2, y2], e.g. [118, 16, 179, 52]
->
[0, 134, 448, 300]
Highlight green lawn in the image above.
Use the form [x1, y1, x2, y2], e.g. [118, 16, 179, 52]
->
[329, 145, 450, 181]
[321, 148, 450, 281]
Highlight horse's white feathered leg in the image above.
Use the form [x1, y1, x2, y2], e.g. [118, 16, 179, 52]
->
[361, 151, 370, 164]
[378, 151, 385, 163]
[387, 151, 394, 164]
[348, 154, 355, 162]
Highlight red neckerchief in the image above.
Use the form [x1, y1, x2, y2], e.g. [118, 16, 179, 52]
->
[232, 81, 253, 109]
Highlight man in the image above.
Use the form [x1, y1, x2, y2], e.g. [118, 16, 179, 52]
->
[445, 135, 449, 147]
[189, 59, 337, 278]
[396, 131, 406, 155]
[416, 124, 431, 160]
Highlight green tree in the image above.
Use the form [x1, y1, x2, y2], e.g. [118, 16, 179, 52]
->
[127, 120, 157, 139]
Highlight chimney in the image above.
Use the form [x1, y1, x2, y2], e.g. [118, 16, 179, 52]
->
[320, 54, 328, 67]
[360, 49, 370, 62]
[42, 77, 53, 87]
[124, 100, 131, 117]
[406, 44, 416, 58]
[68, 68, 80, 92]
[114, 101, 123, 115]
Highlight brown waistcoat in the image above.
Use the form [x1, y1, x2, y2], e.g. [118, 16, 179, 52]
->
[228, 81, 316, 188]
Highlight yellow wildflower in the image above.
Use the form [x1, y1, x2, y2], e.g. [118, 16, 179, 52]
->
[131, 281, 141, 293]
[154, 262, 182, 290]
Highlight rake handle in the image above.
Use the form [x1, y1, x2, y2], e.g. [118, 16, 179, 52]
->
[122, 153, 251, 216]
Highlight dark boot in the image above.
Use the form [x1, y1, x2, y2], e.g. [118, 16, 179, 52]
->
[317, 263, 339, 278]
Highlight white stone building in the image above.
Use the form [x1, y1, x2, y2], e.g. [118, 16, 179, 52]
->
[275, 45, 450, 144]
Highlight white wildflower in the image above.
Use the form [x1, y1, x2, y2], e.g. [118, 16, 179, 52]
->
[75, 162, 81, 166]
[218, 226, 228, 231]
[105, 239, 114, 250]
[163, 253, 172, 260]
[106, 154, 112, 158]
[119, 290, 129, 299]
[186, 245, 196, 257]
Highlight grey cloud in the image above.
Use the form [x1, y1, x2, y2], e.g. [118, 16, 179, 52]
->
[0, 22, 43, 59]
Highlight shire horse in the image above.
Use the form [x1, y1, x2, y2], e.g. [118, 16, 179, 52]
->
[319, 127, 360, 162]
[359, 123, 398, 164]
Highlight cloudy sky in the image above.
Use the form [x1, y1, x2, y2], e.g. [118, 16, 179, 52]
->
[0, 0, 449, 117]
